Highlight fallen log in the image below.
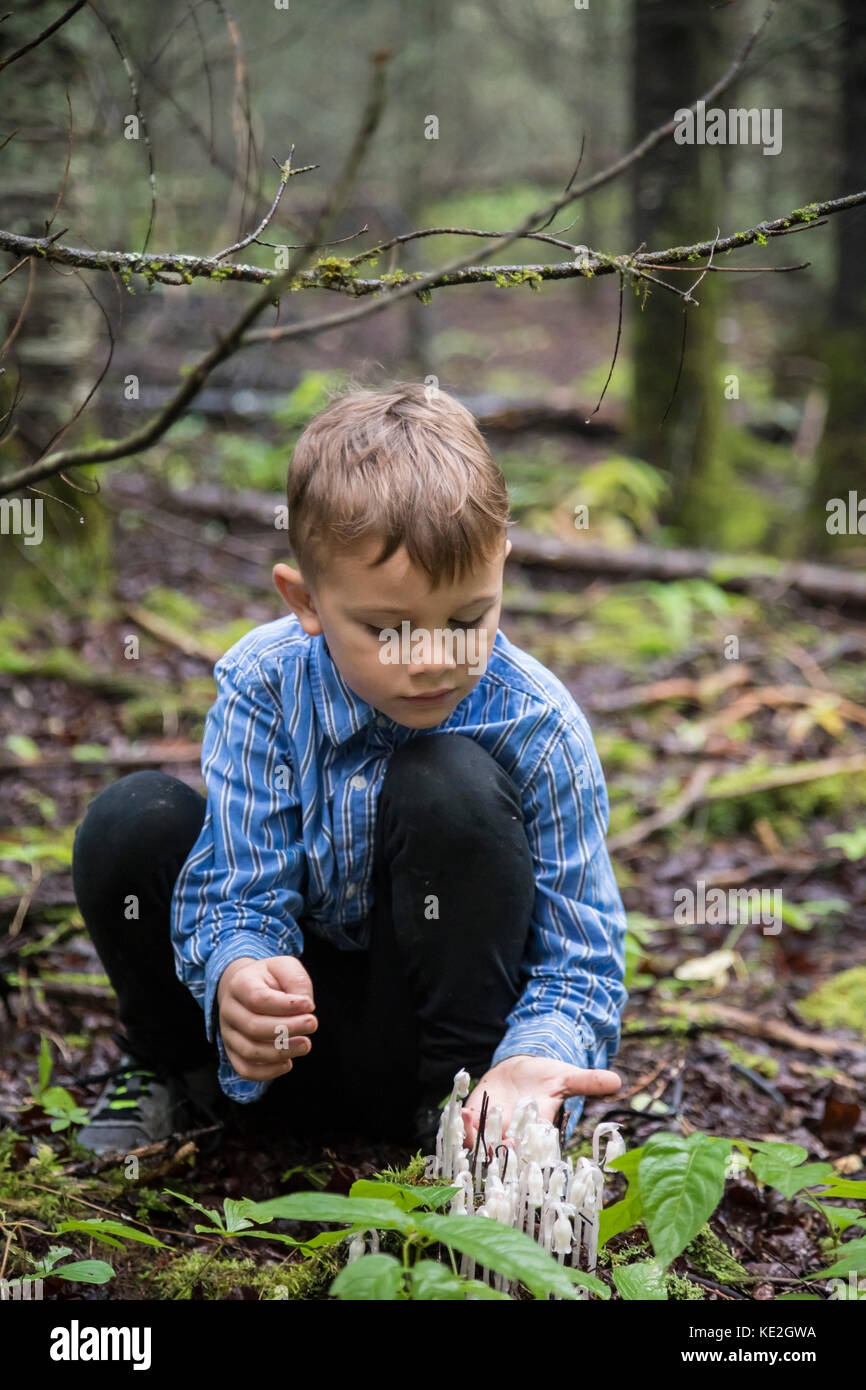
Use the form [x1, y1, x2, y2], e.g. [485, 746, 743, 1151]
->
[106, 475, 866, 607]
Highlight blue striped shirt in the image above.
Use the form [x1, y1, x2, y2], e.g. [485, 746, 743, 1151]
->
[170, 612, 628, 1142]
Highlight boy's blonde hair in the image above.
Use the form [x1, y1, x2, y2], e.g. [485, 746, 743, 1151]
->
[286, 381, 511, 590]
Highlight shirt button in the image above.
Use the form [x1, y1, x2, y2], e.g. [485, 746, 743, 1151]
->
[346, 883, 356, 899]
[350, 774, 367, 790]
[376, 714, 387, 726]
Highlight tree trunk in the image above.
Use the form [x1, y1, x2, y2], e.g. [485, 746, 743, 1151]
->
[628, 0, 728, 544]
[806, 0, 866, 558]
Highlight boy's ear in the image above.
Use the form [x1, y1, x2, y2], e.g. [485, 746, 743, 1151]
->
[272, 562, 324, 635]
[504, 537, 512, 560]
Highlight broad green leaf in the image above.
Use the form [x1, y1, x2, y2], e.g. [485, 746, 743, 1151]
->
[811, 1179, 866, 1201]
[462, 1279, 513, 1299]
[733, 1139, 809, 1166]
[805, 1237, 866, 1280]
[223, 1198, 258, 1233]
[598, 1144, 644, 1248]
[639, 1131, 731, 1268]
[812, 1205, 866, 1234]
[412, 1212, 609, 1300]
[246, 1192, 414, 1233]
[750, 1154, 836, 1199]
[613, 1257, 668, 1300]
[409, 1259, 471, 1300]
[51, 1260, 115, 1284]
[598, 1186, 643, 1249]
[330, 1252, 405, 1300]
[349, 1179, 459, 1213]
[775, 1293, 822, 1301]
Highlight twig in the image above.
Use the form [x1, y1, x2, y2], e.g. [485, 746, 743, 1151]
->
[0, 0, 86, 73]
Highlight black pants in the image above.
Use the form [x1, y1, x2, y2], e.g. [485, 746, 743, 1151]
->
[72, 733, 537, 1143]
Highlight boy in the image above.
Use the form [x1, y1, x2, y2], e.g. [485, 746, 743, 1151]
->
[73, 382, 626, 1157]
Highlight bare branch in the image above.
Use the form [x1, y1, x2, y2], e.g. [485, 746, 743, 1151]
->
[87, 4, 158, 255]
[0, 47, 393, 498]
[0, 0, 86, 74]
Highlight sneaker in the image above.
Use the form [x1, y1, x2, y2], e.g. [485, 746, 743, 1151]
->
[76, 1039, 224, 1156]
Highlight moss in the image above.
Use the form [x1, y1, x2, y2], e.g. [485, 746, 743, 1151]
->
[716, 1039, 780, 1080]
[666, 1271, 707, 1299]
[312, 256, 361, 288]
[798, 968, 866, 1040]
[684, 1224, 749, 1284]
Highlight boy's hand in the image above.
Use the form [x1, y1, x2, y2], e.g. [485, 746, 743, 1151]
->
[217, 955, 318, 1081]
[461, 1055, 622, 1154]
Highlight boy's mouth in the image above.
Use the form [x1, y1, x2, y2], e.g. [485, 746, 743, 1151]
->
[401, 688, 456, 704]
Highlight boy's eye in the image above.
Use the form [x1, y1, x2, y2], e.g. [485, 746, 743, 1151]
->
[364, 615, 485, 636]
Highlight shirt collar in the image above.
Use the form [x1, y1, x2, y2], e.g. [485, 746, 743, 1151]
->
[310, 634, 377, 747]
[309, 626, 505, 748]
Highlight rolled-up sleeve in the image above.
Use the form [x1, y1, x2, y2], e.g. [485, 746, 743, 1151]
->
[170, 657, 307, 1097]
[490, 711, 627, 1142]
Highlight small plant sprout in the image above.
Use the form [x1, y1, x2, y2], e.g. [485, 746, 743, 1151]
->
[424, 1067, 623, 1297]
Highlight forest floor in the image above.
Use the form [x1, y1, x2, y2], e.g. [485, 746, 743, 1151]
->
[1, 452, 865, 1302]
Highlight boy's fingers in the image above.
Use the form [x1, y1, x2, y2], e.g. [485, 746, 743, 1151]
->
[234, 977, 315, 1015]
[222, 1028, 311, 1071]
[222, 1001, 318, 1042]
[562, 1067, 622, 1096]
[266, 958, 315, 1003]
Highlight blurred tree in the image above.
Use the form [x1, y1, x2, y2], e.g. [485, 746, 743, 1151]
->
[627, 0, 728, 545]
[807, 0, 866, 556]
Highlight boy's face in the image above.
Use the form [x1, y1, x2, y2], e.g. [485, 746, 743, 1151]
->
[273, 535, 511, 728]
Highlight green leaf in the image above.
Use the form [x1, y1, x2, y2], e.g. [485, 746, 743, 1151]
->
[246, 1192, 415, 1233]
[639, 1131, 731, 1268]
[162, 1187, 225, 1229]
[750, 1154, 836, 1199]
[408, 1259, 472, 1300]
[462, 1278, 513, 1299]
[37, 1034, 52, 1096]
[240, 1228, 349, 1249]
[811, 1179, 866, 1201]
[598, 1146, 644, 1248]
[223, 1198, 258, 1233]
[734, 1139, 809, 1166]
[51, 1259, 116, 1284]
[411, 1212, 609, 1300]
[30, 1246, 74, 1275]
[348, 1179, 459, 1213]
[4, 733, 40, 762]
[71, 743, 110, 762]
[811, 1205, 866, 1234]
[806, 1236, 866, 1280]
[330, 1252, 406, 1300]
[613, 1257, 669, 1300]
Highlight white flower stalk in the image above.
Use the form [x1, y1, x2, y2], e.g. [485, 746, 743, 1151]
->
[601, 1128, 626, 1172]
[509, 1096, 538, 1150]
[424, 1067, 624, 1296]
[567, 1163, 593, 1211]
[486, 1104, 503, 1148]
[553, 1203, 576, 1258]
[347, 1231, 366, 1263]
[449, 1185, 467, 1215]
[592, 1122, 623, 1168]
